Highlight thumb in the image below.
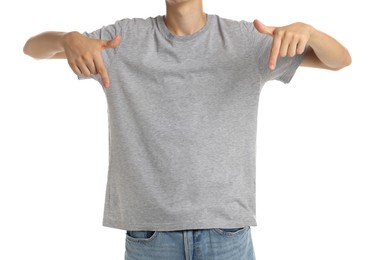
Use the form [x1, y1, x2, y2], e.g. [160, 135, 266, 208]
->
[253, 19, 275, 36]
[101, 35, 122, 49]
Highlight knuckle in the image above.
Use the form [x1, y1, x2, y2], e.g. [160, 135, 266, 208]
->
[67, 57, 79, 65]
[272, 45, 280, 53]
[81, 53, 92, 62]
[292, 34, 300, 42]
[276, 30, 285, 37]
[73, 56, 83, 64]
[67, 59, 75, 66]
[299, 35, 308, 43]
[286, 31, 295, 38]
[96, 66, 106, 74]
[284, 33, 296, 43]
[91, 68, 98, 75]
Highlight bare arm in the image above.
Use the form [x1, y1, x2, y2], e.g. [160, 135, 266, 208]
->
[253, 20, 351, 71]
[23, 31, 122, 87]
[301, 28, 351, 70]
[23, 31, 67, 59]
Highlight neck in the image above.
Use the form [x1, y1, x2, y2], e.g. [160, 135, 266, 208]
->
[164, 0, 206, 36]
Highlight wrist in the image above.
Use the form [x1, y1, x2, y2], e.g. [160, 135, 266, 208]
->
[61, 31, 81, 49]
[306, 24, 318, 47]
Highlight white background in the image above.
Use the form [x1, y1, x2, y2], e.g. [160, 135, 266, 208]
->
[1, 0, 372, 259]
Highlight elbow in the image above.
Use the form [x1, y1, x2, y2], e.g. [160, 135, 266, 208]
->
[23, 37, 40, 59]
[331, 50, 352, 71]
[344, 51, 352, 68]
[23, 38, 33, 57]
[23, 42, 29, 56]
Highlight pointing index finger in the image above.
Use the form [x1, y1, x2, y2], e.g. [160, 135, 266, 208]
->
[269, 33, 282, 70]
[94, 55, 110, 88]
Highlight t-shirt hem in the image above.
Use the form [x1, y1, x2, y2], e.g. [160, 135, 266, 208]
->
[102, 218, 258, 231]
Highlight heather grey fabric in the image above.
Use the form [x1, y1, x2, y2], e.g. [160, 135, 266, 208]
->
[79, 14, 307, 231]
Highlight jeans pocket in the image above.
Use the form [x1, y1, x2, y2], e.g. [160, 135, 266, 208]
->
[213, 226, 249, 236]
[126, 230, 158, 243]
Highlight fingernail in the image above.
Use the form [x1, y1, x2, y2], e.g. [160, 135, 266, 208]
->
[269, 64, 275, 70]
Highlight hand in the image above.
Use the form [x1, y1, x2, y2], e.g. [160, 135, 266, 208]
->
[61, 32, 122, 88]
[253, 19, 313, 70]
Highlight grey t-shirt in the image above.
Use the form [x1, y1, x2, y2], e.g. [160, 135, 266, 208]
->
[79, 14, 307, 231]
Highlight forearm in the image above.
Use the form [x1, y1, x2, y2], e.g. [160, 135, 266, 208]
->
[23, 31, 68, 59]
[307, 27, 351, 70]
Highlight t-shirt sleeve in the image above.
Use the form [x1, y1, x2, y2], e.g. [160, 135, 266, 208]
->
[77, 19, 130, 84]
[241, 20, 308, 86]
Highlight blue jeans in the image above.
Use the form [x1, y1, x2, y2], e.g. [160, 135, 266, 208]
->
[125, 226, 256, 260]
